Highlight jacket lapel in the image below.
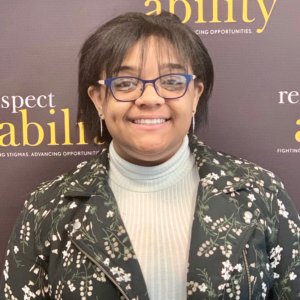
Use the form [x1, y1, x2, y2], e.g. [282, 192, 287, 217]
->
[187, 186, 258, 298]
[187, 136, 260, 298]
[63, 148, 149, 300]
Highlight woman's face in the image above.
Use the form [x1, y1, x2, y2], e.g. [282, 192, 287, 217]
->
[88, 37, 204, 166]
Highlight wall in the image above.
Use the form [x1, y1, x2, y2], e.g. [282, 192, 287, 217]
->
[1, 0, 299, 271]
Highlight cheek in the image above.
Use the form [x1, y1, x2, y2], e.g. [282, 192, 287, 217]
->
[172, 100, 194, 119]
[103, 113, 119, 130]
[102, 112, 121, 140]
[102, 103, 129, 127]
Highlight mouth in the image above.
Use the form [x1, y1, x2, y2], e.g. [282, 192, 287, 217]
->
[132, 118, 169, 125]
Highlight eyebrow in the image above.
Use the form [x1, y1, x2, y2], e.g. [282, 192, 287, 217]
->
[117, 65, 137, 73]
[160, 63, 187, 72]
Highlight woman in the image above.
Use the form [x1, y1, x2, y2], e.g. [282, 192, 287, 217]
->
[1, 11, 300, 300]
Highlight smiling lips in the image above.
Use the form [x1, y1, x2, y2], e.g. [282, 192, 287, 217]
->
[132, 118, 169, 125]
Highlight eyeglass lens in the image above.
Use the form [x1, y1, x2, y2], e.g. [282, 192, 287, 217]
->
[111, 74, 189, 101]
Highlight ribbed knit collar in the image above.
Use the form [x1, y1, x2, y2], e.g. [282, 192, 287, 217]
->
[108, 136, 196, 192]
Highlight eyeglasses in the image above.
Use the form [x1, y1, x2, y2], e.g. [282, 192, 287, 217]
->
[98, 73, 196, 102]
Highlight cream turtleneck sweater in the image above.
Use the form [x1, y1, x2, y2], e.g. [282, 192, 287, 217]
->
[108, 136, 199, 300]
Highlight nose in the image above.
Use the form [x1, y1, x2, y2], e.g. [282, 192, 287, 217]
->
[134, 83, 165, 106]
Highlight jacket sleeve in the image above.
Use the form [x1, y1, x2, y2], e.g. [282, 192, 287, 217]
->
[269, 185, 300, 300]
[0, 196, 50, 299]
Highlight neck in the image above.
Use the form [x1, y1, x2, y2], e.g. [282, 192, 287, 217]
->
[108, 135, 192, 191]
[111, 140, 185, 166]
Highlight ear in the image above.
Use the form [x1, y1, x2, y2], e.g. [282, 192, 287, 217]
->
[87, 85, 104, 117]
[192, 81, 204, 113]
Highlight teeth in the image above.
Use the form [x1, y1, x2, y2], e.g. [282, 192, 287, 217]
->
[133, 118, 166, 125]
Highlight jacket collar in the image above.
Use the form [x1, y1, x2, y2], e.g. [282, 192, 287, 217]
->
[189, 136, 254, 193]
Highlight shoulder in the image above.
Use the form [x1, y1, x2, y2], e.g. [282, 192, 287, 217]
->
[189, 135, 284, 195]
[25, 146, 109, 211]
[12, 146, 110, 251]
[190, 136, 299, 235]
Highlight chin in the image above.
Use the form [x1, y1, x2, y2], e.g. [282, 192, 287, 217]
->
[135, 139, 168, 152]
[135, 142, 176, 159]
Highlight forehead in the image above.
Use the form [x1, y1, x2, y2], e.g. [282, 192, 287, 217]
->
[119, 37, 190, 74]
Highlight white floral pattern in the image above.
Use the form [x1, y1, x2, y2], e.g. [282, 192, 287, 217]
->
[1, 136, 300, 299]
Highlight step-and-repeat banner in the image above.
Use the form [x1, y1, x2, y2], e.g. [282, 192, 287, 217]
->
[1, 0, 299, 270]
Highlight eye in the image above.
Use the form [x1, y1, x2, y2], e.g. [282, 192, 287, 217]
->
[159, 75, 186, 91]
[112, 78, 139, 92]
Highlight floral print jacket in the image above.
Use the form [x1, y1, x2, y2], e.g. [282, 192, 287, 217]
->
[1, 136, 300, 300]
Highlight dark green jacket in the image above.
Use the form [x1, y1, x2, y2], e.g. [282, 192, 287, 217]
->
[1, 136, 300, 299]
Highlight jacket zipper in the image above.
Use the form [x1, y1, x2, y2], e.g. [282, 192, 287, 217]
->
[71, 238, 131, 300]
[242, 250, 251, 300]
